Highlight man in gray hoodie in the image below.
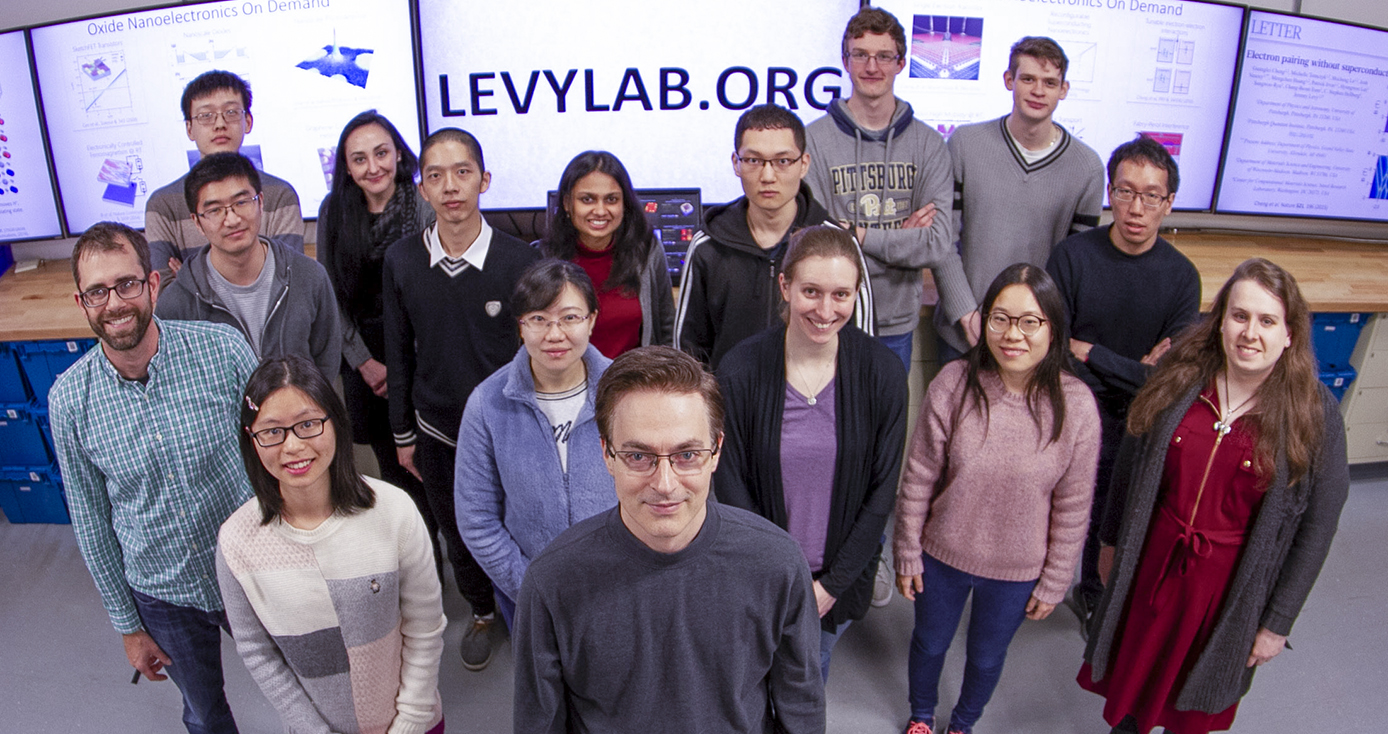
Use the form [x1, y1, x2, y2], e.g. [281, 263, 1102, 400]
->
[806, 7, 976, 368]
[157, 152, 341, 379]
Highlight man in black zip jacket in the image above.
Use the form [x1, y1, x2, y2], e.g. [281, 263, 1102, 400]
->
[675, 104, 872, 372]
[156, 152, 340, 379]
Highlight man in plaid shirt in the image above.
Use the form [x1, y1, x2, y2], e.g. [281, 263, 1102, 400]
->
[49, 222, 258, 734]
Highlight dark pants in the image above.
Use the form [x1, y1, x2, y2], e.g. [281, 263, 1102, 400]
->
[908, 553, 1033, 732]
[1079, 405, 1127, 608]
[414, 432, 496, 616]
[877, 331, 914, 373]
[342, 368, 443, 577]
[130, 589, 238, 734]
[936, 334, 967, 365]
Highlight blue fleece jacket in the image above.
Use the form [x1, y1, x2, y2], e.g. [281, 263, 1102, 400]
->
[454, 345, 616, 600]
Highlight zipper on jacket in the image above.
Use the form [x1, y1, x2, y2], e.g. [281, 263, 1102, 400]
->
[1188, 394, 1227, 525]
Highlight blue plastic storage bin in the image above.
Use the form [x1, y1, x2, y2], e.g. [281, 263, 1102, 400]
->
[16, 339, 96, 405]
[0, 465, 69, 524]
[0, 403, 53, 465]
[1318, 366, 1357, 402]
[1311, 313, 1368, 371]
[0, 342, 28, 403]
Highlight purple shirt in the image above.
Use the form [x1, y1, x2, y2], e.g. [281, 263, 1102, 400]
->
[780, 379, 838, 572]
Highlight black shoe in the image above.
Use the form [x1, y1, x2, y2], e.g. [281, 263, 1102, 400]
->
[460, 614, 496, 671]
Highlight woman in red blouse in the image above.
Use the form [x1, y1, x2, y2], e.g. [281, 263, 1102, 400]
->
[540, 151, 674, 357]
[1080, 258, 1349, 734]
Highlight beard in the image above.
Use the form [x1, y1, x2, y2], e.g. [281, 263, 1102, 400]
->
[89, 301, 153, 351]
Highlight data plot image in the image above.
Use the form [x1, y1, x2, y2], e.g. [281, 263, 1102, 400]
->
[1060, 41, 1098, 84]
[171, 39, 252, 88]
[297, 32, 374, 89]
[1177, 40, 1195, 64]
[910, 15, 983, 80]
[1154, 68, 1172, 93]
[1157, 38, 1176, 63]
[72, 50, 132, 122]
[1139, 131, 1183, 163]
[1371, 156, 1388, 200]
[1173, 69, 1191, 94]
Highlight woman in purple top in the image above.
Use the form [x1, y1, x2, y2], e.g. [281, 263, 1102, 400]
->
[714, 224, 907, 681]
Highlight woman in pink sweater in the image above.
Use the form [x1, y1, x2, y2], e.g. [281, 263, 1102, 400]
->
[893, 263, 1100, 734]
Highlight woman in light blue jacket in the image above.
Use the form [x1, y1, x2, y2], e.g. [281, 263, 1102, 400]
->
[455, 259, 615, 628]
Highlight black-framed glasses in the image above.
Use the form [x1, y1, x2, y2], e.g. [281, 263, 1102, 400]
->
[846, 50, 901, 66]
[733, 154, 804, 172]
[248, 417, 329, 447]
[986, 312, 1047, 336]
[520, 312, 593, 334]
[196, 194, 261, 224]
[80, 278, 148, 308]
[1109, 186, 1170, 209]
[606, 445, 719, 476]
[189, 108, 246, 127]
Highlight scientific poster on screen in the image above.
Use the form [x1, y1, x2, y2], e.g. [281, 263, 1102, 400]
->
[31, 0, 420, 233]
[419, 0, 858, 209]
[1218, 11, 1388, 221]
[0, 31, 64, 243]
[874, 0, 1244, 210]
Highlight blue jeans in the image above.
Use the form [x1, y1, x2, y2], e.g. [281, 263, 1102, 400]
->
[819, 619, 850, 682]
[877, 331, 914, 372]
[130, 589, 239, 734]
[936, 335, 966, 364]
[908, 553, 1033, 733]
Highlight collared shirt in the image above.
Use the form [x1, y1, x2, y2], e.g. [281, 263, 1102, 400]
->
[49, 318, 258, 633]
[424, 219, 493, 274]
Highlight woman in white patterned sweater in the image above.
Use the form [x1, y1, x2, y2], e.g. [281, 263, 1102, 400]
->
[216, 355, 446, 734]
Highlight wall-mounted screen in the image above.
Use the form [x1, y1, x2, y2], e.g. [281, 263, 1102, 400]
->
[419, 0, 858, 209]
[0, 30, 64, 243]
[30, 0, 420, 234]
[1216, 10, 1388, 221]
[872, 0, 1245, 210]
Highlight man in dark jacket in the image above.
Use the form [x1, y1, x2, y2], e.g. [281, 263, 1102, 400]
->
[674, 104, 872, 371]
[156, 152, 340, 379]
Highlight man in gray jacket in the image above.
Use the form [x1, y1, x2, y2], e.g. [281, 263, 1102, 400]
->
[157, 152, 340, 378]
[806, 7, 975, 368]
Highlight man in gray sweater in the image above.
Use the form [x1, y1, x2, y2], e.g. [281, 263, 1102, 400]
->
[156, 152, 340, 379]
[940, 36, 1105, 359]
[806, 7, 975, 368]
[514, 346, 824, 734]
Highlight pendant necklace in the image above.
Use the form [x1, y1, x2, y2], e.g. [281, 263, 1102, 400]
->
[1213, 371, 1256, 437]
[792, 358, 832, 406]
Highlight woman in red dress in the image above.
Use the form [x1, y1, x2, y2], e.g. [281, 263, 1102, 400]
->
[1079, 258, 1350, 734]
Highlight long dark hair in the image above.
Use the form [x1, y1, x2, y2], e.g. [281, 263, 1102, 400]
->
[239, 356, 375, 525]
[322, 110, 420, 314]
[1128, 258, 1323, 483]
[542, 151, 652, 295]
[959, 263, 1072, 446]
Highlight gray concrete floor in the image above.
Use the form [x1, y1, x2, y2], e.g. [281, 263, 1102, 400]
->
[2, 465, 1383, 733]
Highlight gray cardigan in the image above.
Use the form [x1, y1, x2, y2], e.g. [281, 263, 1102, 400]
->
[1083, 380, 1349, 713]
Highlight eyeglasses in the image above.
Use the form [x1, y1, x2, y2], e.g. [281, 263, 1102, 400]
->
[189, 108, 246, 127]
[248, 417, 329, 448]
[606, 445, 719, 476]
[79, 278, 148, 308]
[986, 312, 1047, 336]
[1110, 186, 1170, 209]
[520, 312, 593, 333]
[734, 154, 804, 172]
[196, 194, 261, 224]
[846, 50, 902, 66]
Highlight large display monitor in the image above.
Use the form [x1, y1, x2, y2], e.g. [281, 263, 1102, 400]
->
[872, 0, 1245, 210]
[0, 30, 64, 243]
[419, 0, 859, 210]
[1215, 10, 1388, 222]
[30, 0, 421, 234]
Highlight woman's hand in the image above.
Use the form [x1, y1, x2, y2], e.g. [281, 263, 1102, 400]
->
[1098, 545, 1115, 586]
[1025, 595, 1056, 620]
[1247, 627, 1287, 667]
[397, 445, 422, 481]
[812, 580, 837, 618]
[896, 573, 924, 602]
[358, 358, 389, 398]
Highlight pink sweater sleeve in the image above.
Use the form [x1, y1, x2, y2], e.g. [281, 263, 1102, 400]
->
[892, 363, 964, 578]
[1032, 381, 1102, 604]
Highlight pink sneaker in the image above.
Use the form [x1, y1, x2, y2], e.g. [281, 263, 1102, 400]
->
[903, 719, 934, 734]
